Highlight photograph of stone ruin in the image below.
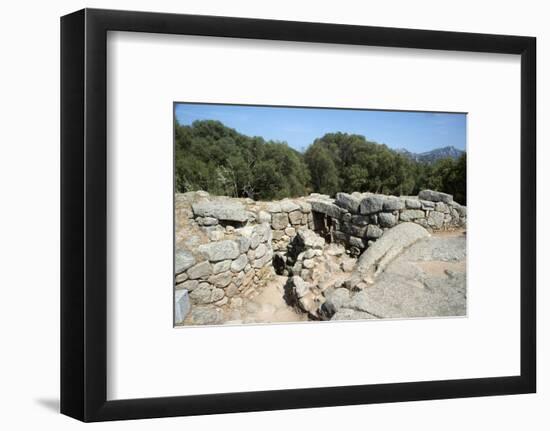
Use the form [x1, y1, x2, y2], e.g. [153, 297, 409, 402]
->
[174, 104, 467, 326]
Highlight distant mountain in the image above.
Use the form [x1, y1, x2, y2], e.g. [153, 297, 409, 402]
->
[395, 146, 465, 164]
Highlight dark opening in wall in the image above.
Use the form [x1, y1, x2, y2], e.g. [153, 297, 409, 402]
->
[312, 211, 333, 243]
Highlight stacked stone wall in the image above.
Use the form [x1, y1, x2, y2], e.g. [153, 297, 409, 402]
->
[174, 189, 466, 325]
[308, 190, 466, 255]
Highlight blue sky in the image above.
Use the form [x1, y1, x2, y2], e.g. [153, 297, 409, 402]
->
[174, 103, 466, 154]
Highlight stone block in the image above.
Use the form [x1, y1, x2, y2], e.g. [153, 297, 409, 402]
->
[359, 196, 385, 214]
[175, 249, 195, 274]
[187, 261, 213, 279]
[418, 189, 453, 204]
[198, 240, 240, 262]
[174, 289, 191, 324]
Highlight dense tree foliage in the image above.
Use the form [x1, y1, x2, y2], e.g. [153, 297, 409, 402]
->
[304, 133, 417, 196]
[175, 120, 467, 204]
[415, 153, 467, 204]
[175, 120, 309, 200]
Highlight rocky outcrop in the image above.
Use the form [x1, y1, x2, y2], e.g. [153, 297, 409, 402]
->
[191, 200, 249, 223]
[323, 232, 467, 319]
[352, 222, 430, 284]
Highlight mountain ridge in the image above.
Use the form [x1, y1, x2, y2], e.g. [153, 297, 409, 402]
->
[395, 146, 465, 163]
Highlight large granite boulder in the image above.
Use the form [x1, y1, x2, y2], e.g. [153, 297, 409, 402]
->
[359, 195, 385, 215]
[418, 189, 453, 204]
[295, 229, 325, 250]
[335, 192, 361, 214]
[308, 198, 344, 219]
[354, 222, 430, 283]
[175, 249, 195, 274]
[174, 289, 191, 324]
[192, 200, 248, 223]
[198, 240, 240, 262]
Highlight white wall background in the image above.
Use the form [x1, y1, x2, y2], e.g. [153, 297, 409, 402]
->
[0, 0, 547, 429]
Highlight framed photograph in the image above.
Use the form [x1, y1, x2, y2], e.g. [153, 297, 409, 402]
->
[61, 8, 536, 422]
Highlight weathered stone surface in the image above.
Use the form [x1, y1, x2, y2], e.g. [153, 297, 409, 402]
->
[354, 222, 430, 283]
[299, 201, 312, 213]
[198, 240, 240, 262]
[288, 210, 303, 225]
[257, 210, 271, 223]
[225, 282, 239, 297]
[290, 276, 311, 298]
[303, 249, 316, 259]
[418, 189, 453, 204]
[266, 202, 282, 213]
[335, 192, 361, 213]
[451, 203, 467, 217]
[420, 200, 435, 209]
[405, 199, 422, 209]
[435, 202, 450, 213]
[249, 233, 261, 249]
[237, 236, 251, 254]
[214, 296, 228, 306]
[378, 212, 397, 228]
[230, 297, 243, 308]
[341, 258, 356, 272]
[255, 223, 272, 242]
[366, 224, 383, 239]
[176, 279, 199, 291]
[344, 234, 467, 319]
[400, 209, 425, 222]
[359, 195, 385, 214]
[383, 197, 405, 211]
[271, 212, 289, 230]
[211, 259, 231, 274]
[280, 200, 300, 212]
[427, 211, 445, 229]
[197, 216, 218, 226]
[254, 243, 267, 259]
[208, 271, 233, 288]
[187, 261, 213, 279]
[231, 254, 248, 272]
[302, 259, 315, 269]
[351, 215, 369, 226]
[331, 308, 377, 321]
[190, 306, 223, 325]
[415, 218, 429, 229]
[332, 230, 348, 243]
[272, 230, 285, 241]
[174, 289, 191, 324]
[208, 230, 225, 241]
[253, 249, 273, 268]
[175, 249, 195, 274]
[349, 236, 365, 249]
[325, 288, 351, 310]
[296, 229, 325, 249]
[175, 272, 188, 284]
[285, 226, 296, 237]
[349, 224, 367, 238]
[189, 283, 225, 304]
[192, 200, 248, 222]
[308, 198, 343, 219]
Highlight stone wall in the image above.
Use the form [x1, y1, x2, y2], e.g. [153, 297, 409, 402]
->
[174, 194, 275, 325]
[308, 189, 466, 256]
[174, 189, 466, 325]
[265, 199, 313, 251]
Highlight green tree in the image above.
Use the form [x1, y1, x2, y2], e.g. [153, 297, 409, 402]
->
[303, 144, 340, 195]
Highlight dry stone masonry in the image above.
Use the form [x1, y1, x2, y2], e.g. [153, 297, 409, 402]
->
[175, 189, 466, 325]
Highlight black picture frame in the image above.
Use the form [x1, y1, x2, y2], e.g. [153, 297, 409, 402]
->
[61, 8, 536, 422]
